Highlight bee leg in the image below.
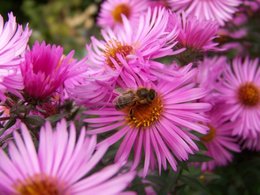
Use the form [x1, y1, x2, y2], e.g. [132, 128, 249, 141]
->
[129, 108, 135, 119]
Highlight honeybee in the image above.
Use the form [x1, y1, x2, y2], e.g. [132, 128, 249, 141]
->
[114, 88, 156, 111]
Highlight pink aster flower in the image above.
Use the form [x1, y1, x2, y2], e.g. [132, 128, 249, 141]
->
[217, 57, 260, 138]
[20, 41, 85, 100]
[88, 7, 182, 78]
[148, 0, 171, 9]
[85, 65, 211, 177]
[197, 56, 228, 103]
[98, 0, 148, 31]
[0, 12, 31, 67]
[240, 132, 260, 151]
[200, 103, 240, 171]
[0, 120, 135, 194]
[175, 13, 219, 52]
[0, 13, 31, 100]
[78, 8, 183, 105]
[167, 0, 241, 26]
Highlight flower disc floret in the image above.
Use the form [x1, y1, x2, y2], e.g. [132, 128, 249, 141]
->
[104, 40, 133, 68]
[98, 0, 148, 30]
[112, 3, 131, 23]
[16, 175, 62, 195]
[201, 125, 216, 143]
[125, 94, 163, 128]
[238, 83, 260, 106]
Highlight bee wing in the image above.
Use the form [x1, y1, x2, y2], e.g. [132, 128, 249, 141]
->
[114, 87, 125, 95]
[113, 92, 136, 110]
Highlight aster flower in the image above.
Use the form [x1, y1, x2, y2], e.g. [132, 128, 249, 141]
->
[65, 71, 116, 106]
[0, 12, 31, 67]
[0, 13, 31, 101]
[148, 0, 171, 10]
[217, 57, 260, 138]
[77, 7, 183, 105]
[88, 7, 182, 78]
[200, 103, 240, 171]
[197, 56, 228, 103]
[85, 65, 211, 177]
[20, 41, 85, 100]
[240, 132, 260, 151]
[167, 0, 241, 26]
[0, 120, 135, 194]
[98, 0, 148, 31]
[175, 13, 219, 52]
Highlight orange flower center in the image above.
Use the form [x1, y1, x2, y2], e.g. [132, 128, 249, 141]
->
[201, 125, 216, 143]
[238, 83, 260, 107]
[112, 3, 131, 23]
[15, 175, 67, 195]
[104, 40, 133, 69]
[125, 94, 163, 128]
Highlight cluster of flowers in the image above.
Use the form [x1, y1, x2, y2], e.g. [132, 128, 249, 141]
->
[0, 0, 260, 194]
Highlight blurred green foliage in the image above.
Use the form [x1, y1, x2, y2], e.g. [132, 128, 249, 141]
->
[1, 0, 101, 56]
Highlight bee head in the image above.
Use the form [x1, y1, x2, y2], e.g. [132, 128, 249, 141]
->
[137, 88, 156, 102]
[147, 89, 156, 102]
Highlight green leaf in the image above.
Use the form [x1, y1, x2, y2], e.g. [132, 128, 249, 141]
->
[24, 115, 45, 127]
[0, 118, 16, 136]
[180, 175, 211, 194]
[188, 153, 212, 162]
[46, 114, 65, 123]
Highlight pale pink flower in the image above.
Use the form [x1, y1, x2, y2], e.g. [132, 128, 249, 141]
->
[98, 0, 148, 31]
[0, 12, 31, 100]
[85, 65, 211, 177]
[167, 0, 241, 26]
[217, 57, 260, 138]
[0, 12, 31, 67]
[200, 103, 240, 171]
[0, 120, 135, 194]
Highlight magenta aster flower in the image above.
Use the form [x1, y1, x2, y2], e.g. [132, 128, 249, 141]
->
[217, 58, 260, 138]
[200, 103, 240, 171]
[175, 13, 219, 52]
[0, 120, 135, 194]
[98, 0, 148, 31]
[20, 41, 85, 100]
[85, 65, 211, 177]
[167, 0, 241, 26]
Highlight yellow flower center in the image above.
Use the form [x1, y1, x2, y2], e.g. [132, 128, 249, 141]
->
[15, 175, 67, 195]
[125, 95, 163, 128]
[104, 40, 133, 69]
[238, 83, 260, 107]
[201, 125, 216, 143]
[112, 3, 131, 23]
